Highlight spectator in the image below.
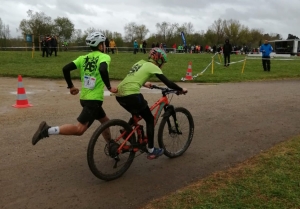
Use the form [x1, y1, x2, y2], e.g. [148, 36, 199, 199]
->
[213, 45, 217, 53]
[142, 40, 147, 54]
[109, 38, 116, 54]
[151, 42, 155, 48]
[223, 38, 232, 67]
[105, 38, 110, 53]
[244, 45, 248, 54]
[183, 44, 187, 53]
[41, 36, 49, 57]
[195, 45, 199, 53]
[133, 40, 138, 54]
[62, 40, 68, 51]
[259, 39, 273, 72]
[217, 45, 222, 54]
[140, 42, 143, 52]
[188, 44, 191, 53]
[200, 45, 204, 53]
[50, 36, 58, 57]
[177, 44, 183, 53]
[205, 45, 209, 53]
[162, 43, 167, 52]
[172, 43, 177, 53]
[46, 35, 51, 54]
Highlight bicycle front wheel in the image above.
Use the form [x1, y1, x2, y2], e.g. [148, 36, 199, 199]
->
[87, 119, 136, 181]
[158, 107, 194, 158]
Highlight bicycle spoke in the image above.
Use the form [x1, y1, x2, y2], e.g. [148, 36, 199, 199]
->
[87, 119, 136, 181]
[158, 107, 194, 158]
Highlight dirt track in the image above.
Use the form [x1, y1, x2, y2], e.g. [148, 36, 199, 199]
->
[1, 77, 300, 209]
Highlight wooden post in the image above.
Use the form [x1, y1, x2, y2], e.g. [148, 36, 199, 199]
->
[24, 34, 27, 51]
[242, 56, 247, 74]
[32, 34, 34, 58]
[211, 57, 214, 74]
[39, 35, 41, 52]
[57, 36, 59, 53]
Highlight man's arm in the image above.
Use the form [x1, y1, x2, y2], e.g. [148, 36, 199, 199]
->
[155, 74, 183, 91]
[62, 62, 77, 88]
[99, 62, 112, 90]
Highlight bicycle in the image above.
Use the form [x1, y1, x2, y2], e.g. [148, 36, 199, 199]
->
[87, 85, 194, 181]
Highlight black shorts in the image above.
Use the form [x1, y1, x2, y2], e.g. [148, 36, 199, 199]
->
[116, 94, 148, 115]
[77, 100, 106, 127]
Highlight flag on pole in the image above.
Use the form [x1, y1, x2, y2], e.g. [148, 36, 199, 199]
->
[181, 32, 186, 47]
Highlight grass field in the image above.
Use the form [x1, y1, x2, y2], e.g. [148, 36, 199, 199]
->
[143, 136, 300, 209]
[1, 51, 300, 83]
[1, 50, 300, 208]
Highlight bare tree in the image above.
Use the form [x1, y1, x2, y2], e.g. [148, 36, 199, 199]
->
[249, 28, 264, 47]
[53, 17, 74, 40]
[0, 18, 11, 47]
[208, 18, 225, 44]
[0, 18, 3, 39]
[223, 19, 243, 44]
[182, 22, 194, 35]
[70, 29, 83, 43]
[135, 24, 149, 41]
[156, 22, 169, 42]
[166, 23, 179, 41]
[124, 22, 137, 42]
[19, 10, 52, 36]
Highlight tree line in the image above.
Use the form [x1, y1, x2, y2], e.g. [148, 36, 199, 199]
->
[0, 10, 296, 49]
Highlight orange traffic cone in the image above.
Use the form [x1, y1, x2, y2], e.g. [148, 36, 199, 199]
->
[12, 75, 33, 108]
[185, 61, 193, 80]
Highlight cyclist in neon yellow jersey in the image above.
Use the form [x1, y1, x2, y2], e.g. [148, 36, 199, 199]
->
[32, 31, 117, 145]
[116, 47, 187, 159]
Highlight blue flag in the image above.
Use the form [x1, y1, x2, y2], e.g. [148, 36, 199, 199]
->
[181, 32, 186, 47]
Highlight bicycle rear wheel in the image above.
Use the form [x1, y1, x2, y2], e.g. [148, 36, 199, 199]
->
[87, 119, 136, 181]
[158, 107, 194, 158]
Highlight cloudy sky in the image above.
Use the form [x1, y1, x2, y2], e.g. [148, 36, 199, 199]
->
[1, 0, 299, 39]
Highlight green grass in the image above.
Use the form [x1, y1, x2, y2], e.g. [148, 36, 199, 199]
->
[1, 51, 300, 82]
[1, 50, 300, 209]
[143, 136, 300, 209]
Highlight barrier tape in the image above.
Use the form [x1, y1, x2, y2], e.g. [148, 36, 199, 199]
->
[246, 57, 297, 61]
[179, 51, 300, 81]
[215, 59, 246, 65]
[181, 61, 212, 81]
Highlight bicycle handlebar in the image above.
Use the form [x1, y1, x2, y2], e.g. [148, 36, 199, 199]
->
[150, 85, 187, 96]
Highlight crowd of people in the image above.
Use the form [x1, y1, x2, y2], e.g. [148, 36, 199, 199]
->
[133, 40, 147, 54]
[105, 38, 117, 54]
[130, 40, 250, 56]
[40, 35, 58, 57]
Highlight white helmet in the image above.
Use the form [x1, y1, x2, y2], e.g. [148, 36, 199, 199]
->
[85, 32, 106, 47]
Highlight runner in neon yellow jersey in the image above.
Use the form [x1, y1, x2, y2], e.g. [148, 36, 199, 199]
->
[32, 31, 117, 145]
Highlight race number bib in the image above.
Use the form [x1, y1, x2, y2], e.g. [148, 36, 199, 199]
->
[84, 76, 96, 89]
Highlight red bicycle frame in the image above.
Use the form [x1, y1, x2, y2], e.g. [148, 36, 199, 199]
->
[116, 93, 171, 153]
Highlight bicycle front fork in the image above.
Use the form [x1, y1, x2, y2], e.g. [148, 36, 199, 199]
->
[164, 105, 182, 134]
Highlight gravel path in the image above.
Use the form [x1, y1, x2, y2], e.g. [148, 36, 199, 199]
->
[1, 77, 299, 209]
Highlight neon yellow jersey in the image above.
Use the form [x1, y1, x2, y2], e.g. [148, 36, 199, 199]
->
[73, 51, 111, 101]
[117, 60, 162, 96]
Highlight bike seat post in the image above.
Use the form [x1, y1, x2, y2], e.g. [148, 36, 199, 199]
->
[137, 125, 143, 144]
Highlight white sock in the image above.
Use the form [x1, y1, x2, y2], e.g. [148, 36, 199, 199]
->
[148, 147, 154, 153]
[48, 126, 60, 135]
